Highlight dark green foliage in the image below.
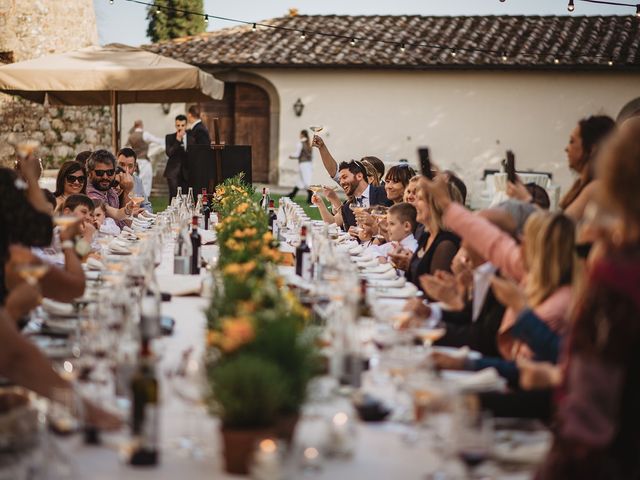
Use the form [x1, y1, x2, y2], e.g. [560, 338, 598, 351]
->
[146, 0, 206, 43]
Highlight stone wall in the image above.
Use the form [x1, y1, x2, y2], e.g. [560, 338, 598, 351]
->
[0, 0, 108, 168]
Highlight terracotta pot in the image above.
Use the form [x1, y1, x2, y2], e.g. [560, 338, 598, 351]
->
[275, 413, 300, 446]
[220, 426, 273, 475]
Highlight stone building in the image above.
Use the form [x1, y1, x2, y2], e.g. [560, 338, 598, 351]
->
[0, 0, 111, 168]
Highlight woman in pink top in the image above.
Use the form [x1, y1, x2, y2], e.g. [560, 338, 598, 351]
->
[424, 176, 575, 363]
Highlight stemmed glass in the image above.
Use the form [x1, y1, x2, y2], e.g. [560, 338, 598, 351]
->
[16, 262, 49, 286]
[369, 205, 389, 242]
[453, 396, 493, 479]
[127, 191, 144, 220]
[308, 184, 323, 208]
[349, 199, 365, 235]
[309, 125, 324, 139]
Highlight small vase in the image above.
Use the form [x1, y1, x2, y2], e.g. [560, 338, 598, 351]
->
[275, 413, 300, 446]
[220, 426, 273, 475]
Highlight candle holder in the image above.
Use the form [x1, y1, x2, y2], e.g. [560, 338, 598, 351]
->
[325, 412, 356, 458]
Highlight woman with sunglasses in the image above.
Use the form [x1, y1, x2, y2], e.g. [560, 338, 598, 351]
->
[53, 161, 87, 211]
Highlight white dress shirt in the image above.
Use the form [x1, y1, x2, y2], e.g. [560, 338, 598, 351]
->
[367, 233, 418, 260]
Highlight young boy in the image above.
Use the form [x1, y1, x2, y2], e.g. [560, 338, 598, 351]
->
[62, 194, 96, 245]
[367, 202, 418, 262]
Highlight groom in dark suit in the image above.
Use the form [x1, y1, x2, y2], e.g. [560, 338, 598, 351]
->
[184, 105, 213, 193]
[164, 114, 189, 201]
[338, 160, 391, 232]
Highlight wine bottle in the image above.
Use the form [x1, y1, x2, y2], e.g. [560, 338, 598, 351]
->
[202, 191, 211, 231]
[194, 194, 203, 228]
[186, 187, 194, 210]
[129, 339, 159, 466]
[190, 216, 201, 275]
[358, 279, 372, 318]
[173, 221, 192, 275]
[295, 225, 312, 280]
[268, 199, 278, 236]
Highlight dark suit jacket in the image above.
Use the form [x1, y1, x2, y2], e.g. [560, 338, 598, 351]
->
[185, 121, 213, 192]
[341, 185, 392, 232]
[434, 286, 505, 358]
[189, 121, 211, 146]
[164, 132, 188, 180]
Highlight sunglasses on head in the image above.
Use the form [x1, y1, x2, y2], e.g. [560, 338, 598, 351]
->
[349, 160, 367, 176]
[66, 174, 86, 184]
[94, 169, 115, 177]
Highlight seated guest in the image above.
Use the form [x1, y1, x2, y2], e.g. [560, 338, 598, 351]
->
[62, 194, 96, 245]
[367, 202, 418, 261]
[312, 134, 385, 185]
[0, 282, 121, 429]
[85, 149, 136, 227]
[92, 199, 120, 236]
[313, 160, 391, 231]
[74, 150, 92, 167]
[423, 176, 574, 383]
[116, 147, 153, 213]
[536, 116, 640, 479]
[53, 160, 87, 210]
[391, 175, 462, 293]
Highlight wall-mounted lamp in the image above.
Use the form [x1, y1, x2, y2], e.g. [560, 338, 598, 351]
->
[293, 98, 304, 117]
[161, 103, 171, 115]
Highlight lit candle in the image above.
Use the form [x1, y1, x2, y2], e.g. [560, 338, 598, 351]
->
[251, 438, 282, 480]
[327, 412, 355, 458]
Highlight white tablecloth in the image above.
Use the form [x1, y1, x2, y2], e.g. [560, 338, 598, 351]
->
[64, 244, 534, 479]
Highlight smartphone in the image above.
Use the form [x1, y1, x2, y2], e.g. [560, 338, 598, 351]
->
[418, 147, 433, 179]
[505, 150, 516, 183]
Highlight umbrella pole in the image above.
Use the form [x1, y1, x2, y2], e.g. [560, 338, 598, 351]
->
[111, 90, 119, 153]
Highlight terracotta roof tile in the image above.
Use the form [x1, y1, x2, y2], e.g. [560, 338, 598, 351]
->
[145, 15, 640, 70]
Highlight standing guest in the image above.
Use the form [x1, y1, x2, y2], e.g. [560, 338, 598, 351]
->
[185, 105, 212, 192]
[536, 117, 640, 480]
[164, 114, 189, 201]
[286, 130, 313, 202]
[384, 164, 417, 204]
[125, 120, 163, 197]
[53, 161, 86, 210]
[74, 150, 92, 167]
[85, 150, 135, 227]
[116, 148, 153, 213]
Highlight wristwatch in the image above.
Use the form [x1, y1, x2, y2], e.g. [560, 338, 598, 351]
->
[74, 238, 91, 258]
[61, 240, 74, 251]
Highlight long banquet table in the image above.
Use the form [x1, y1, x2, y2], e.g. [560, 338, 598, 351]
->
[62, 242, 535, 480]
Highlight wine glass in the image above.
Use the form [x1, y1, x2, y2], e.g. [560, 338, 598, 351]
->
[53, 215, 79, 230]
[309, 125, 324, 142]
[369, 205, 389, 241]
[453, 397, 493, 479]
[308, 184, 323, 208]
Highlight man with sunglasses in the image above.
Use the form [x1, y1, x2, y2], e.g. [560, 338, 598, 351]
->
[338, 160, 391, 232]
[86, 150, 136, 227]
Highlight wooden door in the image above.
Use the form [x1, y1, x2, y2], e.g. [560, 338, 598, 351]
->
[200, 82, 270, 183]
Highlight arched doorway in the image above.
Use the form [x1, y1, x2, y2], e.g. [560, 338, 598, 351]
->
[200, 82, 271, 183]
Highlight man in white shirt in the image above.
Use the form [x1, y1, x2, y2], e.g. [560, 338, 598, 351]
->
[125, 120, 164, 197]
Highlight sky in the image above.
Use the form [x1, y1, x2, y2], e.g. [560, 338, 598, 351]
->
[94, 0, 625, 46]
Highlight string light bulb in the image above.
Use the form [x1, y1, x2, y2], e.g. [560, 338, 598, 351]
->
[300, 30, 306, 39]
[350, 38, 357, 46]
[608, 57, 614, 66]
[204, 14, 209, 25]
[400, 43, 406, 52]
[554, 56, 560, 64]
[451, 48, 457, 57]
[109, 0, 114, 4]
[568, 0, 575, 12]
[501, 51, 508, 62]
[156, 5, 161, 14]
[636, 4, 640, 17]
[252, 23, 257, 32]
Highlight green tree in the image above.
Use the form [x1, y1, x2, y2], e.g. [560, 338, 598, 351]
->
[146, 0, 206, 43]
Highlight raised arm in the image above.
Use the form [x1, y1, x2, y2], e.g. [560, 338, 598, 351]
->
[312, 136, 339, 181]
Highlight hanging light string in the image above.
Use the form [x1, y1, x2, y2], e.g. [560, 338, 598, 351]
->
[120, 0, 638, 65]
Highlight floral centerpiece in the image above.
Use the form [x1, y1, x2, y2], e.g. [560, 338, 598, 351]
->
[205, 176, 317, 474]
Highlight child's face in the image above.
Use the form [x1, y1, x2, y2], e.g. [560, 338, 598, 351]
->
[94, 207, 106, 227]
[65, 205, 92, 222]
[387, 212, 411, 242]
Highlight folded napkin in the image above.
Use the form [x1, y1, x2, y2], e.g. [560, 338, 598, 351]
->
[122, 226, 135, 234]
[353, 254, 375, 264]
[362, 269, 398, 280]
[85, 257, 105, 271]
[41, 298, 75, 317]
[156, 274, 203, 297]
[199, 229, 217, 245]
[108, 240, 131, 254]
[366, 277, 406, 288]
[493, 430, 551, 465]
[431, 346, 482, 361]
[349, 245, 364, 256]
[441, 368, 506, 393]
[363, 262, 394, 274]
[372, 282, 418, 299]
[356, 258, 379, 268]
